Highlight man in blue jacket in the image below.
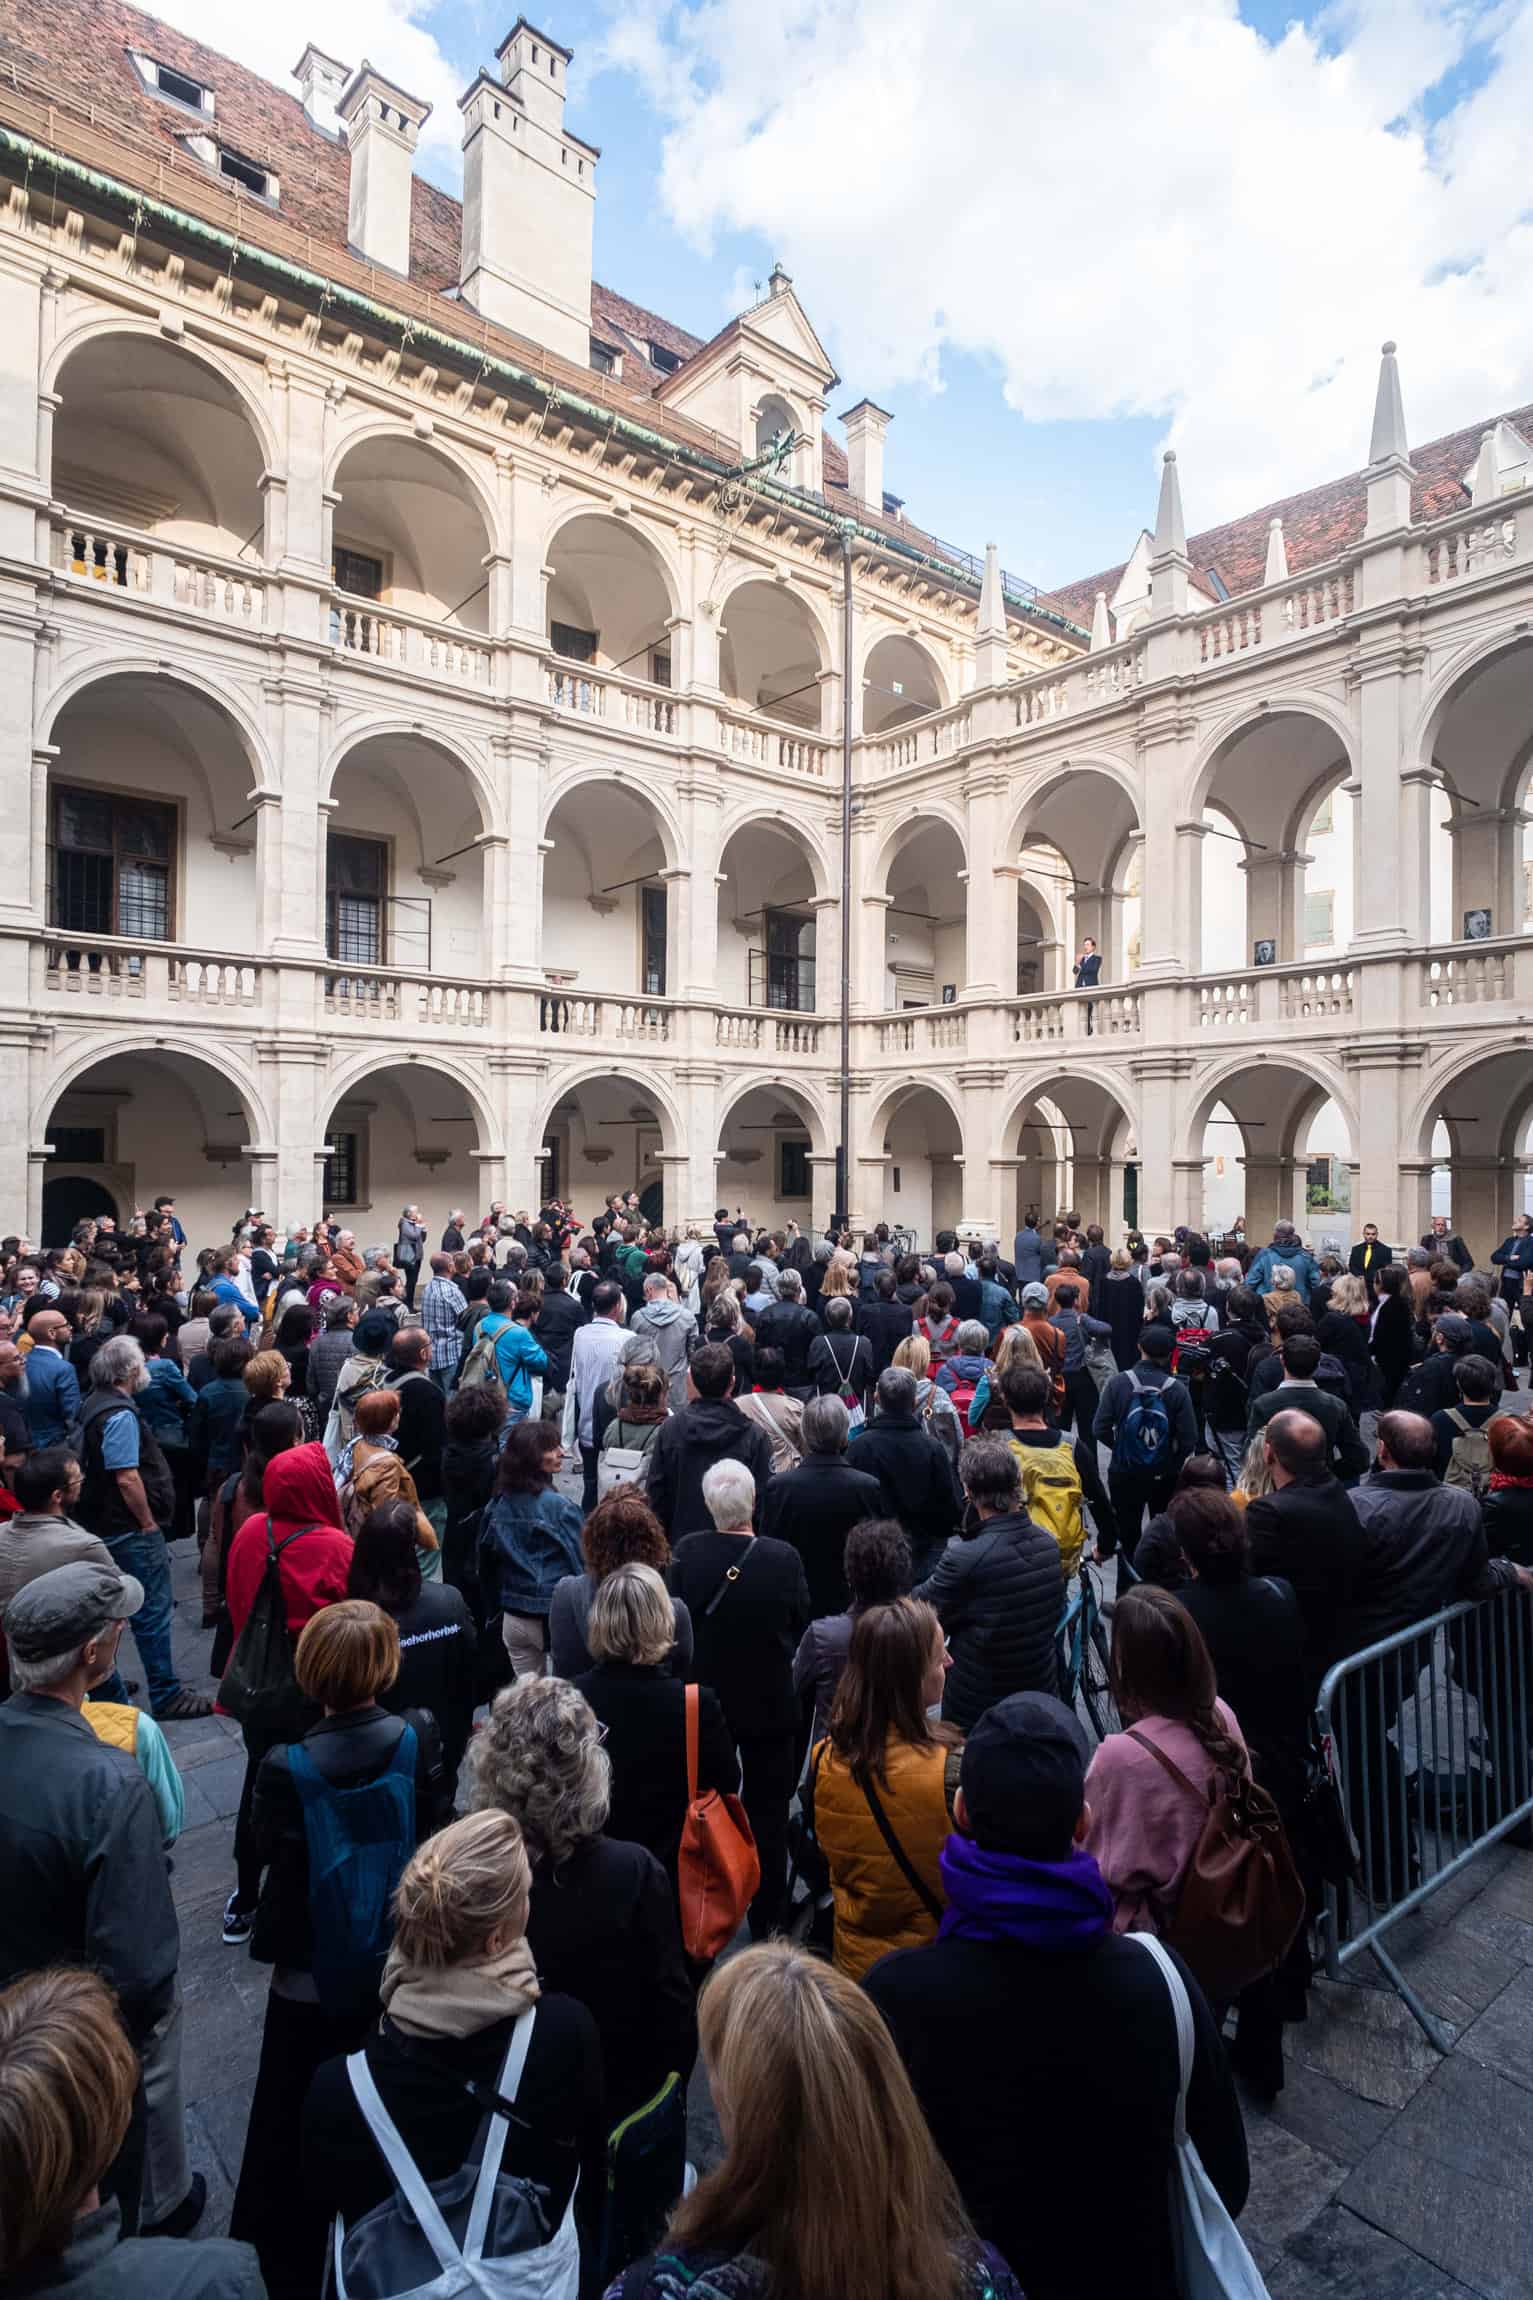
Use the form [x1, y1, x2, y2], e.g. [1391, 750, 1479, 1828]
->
[479, 1281, 548, 1425]
[1244, 1221, 1320, 1299]
[22, 1307, 80, 1447]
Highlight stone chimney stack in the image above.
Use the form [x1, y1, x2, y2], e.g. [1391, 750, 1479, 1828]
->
[336, 64, 431, 275]
[293, 45, 351, 136]
[458, 19, 597, 366]
[841, 400, 892, 509]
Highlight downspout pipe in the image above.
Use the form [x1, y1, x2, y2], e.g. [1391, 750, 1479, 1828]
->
[836, 522, 855, 1231]
[0, 125, 1085, 642]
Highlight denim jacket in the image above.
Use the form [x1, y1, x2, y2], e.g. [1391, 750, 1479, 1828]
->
[138, 1356, 198, 1450]
[479, 1487, 585, 1615]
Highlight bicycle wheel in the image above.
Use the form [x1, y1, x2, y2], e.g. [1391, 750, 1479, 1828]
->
[1077, 1614, 1120, 1743]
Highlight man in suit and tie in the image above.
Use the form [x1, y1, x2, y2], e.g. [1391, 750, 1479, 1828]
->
[1073, 937, 1102, 1035]
[1348, 1223, 1390, 1279]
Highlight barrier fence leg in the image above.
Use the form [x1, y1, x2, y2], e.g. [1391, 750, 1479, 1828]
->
[1367, 1938, 1454, 2053]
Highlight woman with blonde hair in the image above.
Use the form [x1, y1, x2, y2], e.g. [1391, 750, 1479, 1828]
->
[0, 1968, 261, 2296]
[965, 1319, 1043, 1432]
[608, 1940, 1022, 2300]
[302, 1808, 605, 2285]
[1232, 1428, 1274, 1507]
[818, 1256, 856, 1302]
[893, 1332, 963, 1459]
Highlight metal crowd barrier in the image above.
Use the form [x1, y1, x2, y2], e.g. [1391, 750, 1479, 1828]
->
[1314, 1584, 1533, 2048]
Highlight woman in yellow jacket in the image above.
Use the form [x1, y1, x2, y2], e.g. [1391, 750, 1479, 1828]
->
[811, 1596, 961, 1982]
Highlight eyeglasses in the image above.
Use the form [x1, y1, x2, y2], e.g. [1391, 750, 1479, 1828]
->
[593, 1720, 610, 1746]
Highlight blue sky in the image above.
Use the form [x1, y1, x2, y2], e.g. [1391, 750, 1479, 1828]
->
[174, 0, 1533, 592]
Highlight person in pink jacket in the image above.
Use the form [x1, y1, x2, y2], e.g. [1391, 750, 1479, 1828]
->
[1082, 1583, 1249, 1938]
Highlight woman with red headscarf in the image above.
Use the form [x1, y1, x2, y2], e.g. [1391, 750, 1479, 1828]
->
[220, 1442, 353, 1949]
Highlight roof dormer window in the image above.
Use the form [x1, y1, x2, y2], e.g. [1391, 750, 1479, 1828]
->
[648, 343, 682, 376]
[130, 51, 215, 116]
[217, 146, 279, 200]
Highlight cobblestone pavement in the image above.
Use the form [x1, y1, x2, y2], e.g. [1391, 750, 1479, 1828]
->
[151, 1531, 1533, 2297]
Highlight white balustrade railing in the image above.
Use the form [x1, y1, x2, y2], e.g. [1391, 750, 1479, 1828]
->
[52, 515, 267, 627]
[871, 702, 974, 774]
[330, 595, 490, 685]
[1421, 950, 1512, 1007]
[1013, 998, 1066, 1043]
[1422, 513, 1520, 589]
[718, 711, 829, 777]
[43, 935, 263, 1007]
[715, 1010, 763, 1050]
[325, 969, 488, 1026]
[538, 994, 671, 1040]
[1014, 645, 1145, 727]
[1198, 979, 1254, 1027]
[774, 1015, 823, 1056]
[1279, 967, 1354, 1019]
[544, 662, 677, 735]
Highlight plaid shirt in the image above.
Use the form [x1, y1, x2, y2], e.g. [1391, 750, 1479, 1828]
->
[419, 1276, 467, 1371]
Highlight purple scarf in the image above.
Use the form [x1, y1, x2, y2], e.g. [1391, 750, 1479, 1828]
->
[938, 1831, 1113, 1950]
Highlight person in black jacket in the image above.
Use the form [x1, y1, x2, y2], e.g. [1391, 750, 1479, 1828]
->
[670, 1459, 811, 1937]
[301, 1809, 606, 2290]
[1369, 1263, 1419, 1408]
[439, 1383, 506, 1625]
[855, 1268, 915, 1381]
[750, 1268, 820, 1392]
[576, 1564, 739, 1895]
[1393, 1311, 1476, 1418]
[807, 1295, 875, 1399]
[467, 1675, 697, 2133]
[867, 1692, 1248, 2300]
[1245, 1334, 1369, 1483]
[531, 1261, 587, 1404]
[759, 1392, 883, 1617]
[348, 1502, 477, 1789]
[915, 1439, 1063, 1730]
[645, 1342, 774, 1540]
[233, 1600, 450, 2300]
[1243, 1410, 1367, 1698]
[385, 1325, 447, 1510]
[847, 1366, 964, 1581]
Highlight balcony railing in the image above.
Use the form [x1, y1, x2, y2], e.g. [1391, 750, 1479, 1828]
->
[718, 710, 830, 779]
[537, 994, 673, 1042]
[544, 661, 678, 736]
[867, 701, 973, 775]
[324, 969, 490, 1027]
[329, 595, 492, 686]
[51, 515, 267, 627]
[41, 933, 265, 1006]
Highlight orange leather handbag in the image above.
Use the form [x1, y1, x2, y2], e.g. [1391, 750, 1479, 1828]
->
[676, 1681, 759, 1961]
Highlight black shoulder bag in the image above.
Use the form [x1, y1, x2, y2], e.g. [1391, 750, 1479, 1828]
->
[860, 1768, 943, 1922]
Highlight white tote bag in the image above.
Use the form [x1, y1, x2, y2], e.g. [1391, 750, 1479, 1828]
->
[1133, 1934, 1271, 2300]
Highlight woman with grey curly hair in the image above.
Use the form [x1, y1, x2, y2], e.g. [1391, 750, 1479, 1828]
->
[468, 1674, 697, 2128]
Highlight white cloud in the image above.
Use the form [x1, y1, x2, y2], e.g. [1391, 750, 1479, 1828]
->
[149, 0, 467, 174]
[609, 0, 1533, 535]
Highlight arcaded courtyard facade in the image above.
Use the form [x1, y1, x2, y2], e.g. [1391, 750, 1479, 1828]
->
[1, 1, 1532, 1253]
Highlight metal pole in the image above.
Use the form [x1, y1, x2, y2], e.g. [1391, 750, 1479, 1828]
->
[836, 523, 855, 1229]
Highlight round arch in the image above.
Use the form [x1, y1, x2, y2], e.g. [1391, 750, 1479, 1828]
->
[861, 631, 949, 732]
[541, 502, 686, 627]
[536, 1064, 684, 1162]
[716, 803, 835, 903]
[41, 658, 278, 797]
[322, 719, 501, 838]
[864, 1074, 968, 1150]
[868, 806, 970, 897]
[1281, 758, 1355, 856]
[541, 767, 684, 874]
[998, 1066, 1138, 1157]
[1417, 630, 1533, 779]
[1183, 694, 1357, 828]
[1180, 1053, 1357, 1169]
[326, 419, 501, 553]
[716, 1075, 833, 1161]
[39, 1034, 273, 1148]
[45, 317, 281, 472]
[1406, 1044, 1533, 1164]
[716, 571, 834, 725]
[318, 1050, 501, 1156]
[1004, 753, 1143, 856]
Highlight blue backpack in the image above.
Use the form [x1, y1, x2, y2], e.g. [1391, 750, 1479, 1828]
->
[1113, 1371, 1173, 1473]
[288, 1722, 417, 2017]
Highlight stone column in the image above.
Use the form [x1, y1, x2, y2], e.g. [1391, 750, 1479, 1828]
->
[1129, 1054, 1194, 1235]
[1351, 633, 1414, 956]
[675, 776, 723, 1002]
[1451, 1154, 1516, 1268]
[1348, 1047, 1426, 1249]
[1240, 850, 1303, 964]
[253, 1041, 328, 1231]
[857, 893, 893, 1015]
[961, 770, 1008, 998]
[0, 248, 48, 562]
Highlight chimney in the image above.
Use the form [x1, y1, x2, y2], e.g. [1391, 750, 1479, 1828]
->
[458, 20, 597, 366]
[293, 45, 351, 136]
[840, 399, 891, 510]
[336, 64, 431, 275]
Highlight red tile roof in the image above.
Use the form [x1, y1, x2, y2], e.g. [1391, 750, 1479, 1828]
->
[1050, 402, 1533, 622]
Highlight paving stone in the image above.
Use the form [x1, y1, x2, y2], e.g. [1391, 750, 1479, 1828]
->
[178, 1775, 222, 1832]
[1373, 1913, 1522, 2030]
[1286, 1973, 1454, 2110]
[1454, 1964, 1533, 2098]
[183, 2101, 237, 2242]
[168, 1816, 242, 1913]
[1338, 2052, 1533, 2298]
[182, 1750, 248, 1820]
[1414, 1845, 1512, 1928]
[1475, 1856, 1533, 1925]
[1267, 2203, 1478, 2296]
[1454, 1903, 1533, 1967]
[1255, 2056, 1397, 2170]
[1236, 2116, 1347, 2257]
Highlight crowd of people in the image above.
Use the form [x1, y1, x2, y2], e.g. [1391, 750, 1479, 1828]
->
[1, 1187, 1532, 2300]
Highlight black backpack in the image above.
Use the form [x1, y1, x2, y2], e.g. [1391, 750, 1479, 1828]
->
[220, 1517, 318, 1742]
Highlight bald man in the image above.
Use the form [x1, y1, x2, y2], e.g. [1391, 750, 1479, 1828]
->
[23, 1308, 80, 1449]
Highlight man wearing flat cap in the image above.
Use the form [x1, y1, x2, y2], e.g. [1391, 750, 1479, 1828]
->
[867, 1692, 1249, 2300]
[0, 1561, 183, 2236]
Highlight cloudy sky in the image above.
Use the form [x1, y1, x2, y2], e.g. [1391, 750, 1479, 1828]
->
[151, 0, 1533, 589]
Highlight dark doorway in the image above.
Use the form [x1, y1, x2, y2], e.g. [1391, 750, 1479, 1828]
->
[42, 1174, 118, 1246]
